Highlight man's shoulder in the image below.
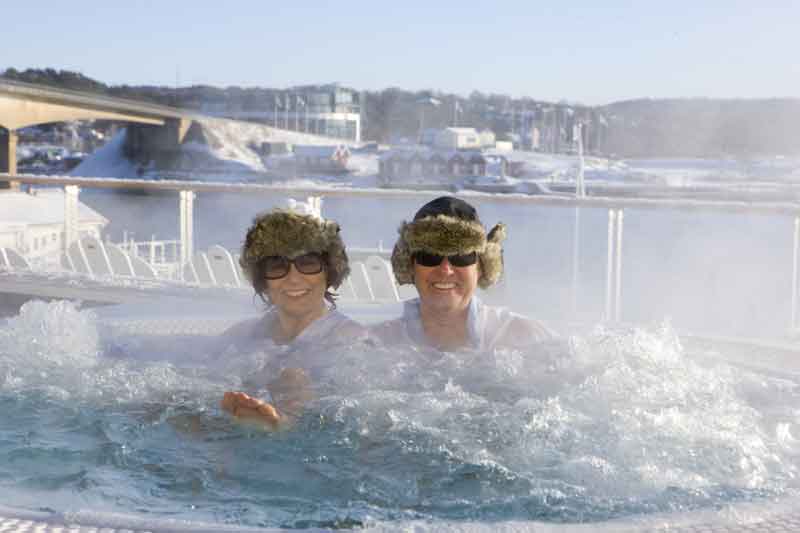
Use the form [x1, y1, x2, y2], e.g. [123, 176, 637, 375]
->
[505, 314, 556, 343]
[482, 303, 556, 349]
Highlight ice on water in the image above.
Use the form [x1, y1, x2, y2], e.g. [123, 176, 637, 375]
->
[1, 300, 800, 526]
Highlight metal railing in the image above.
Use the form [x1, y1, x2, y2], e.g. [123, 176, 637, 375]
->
[116, 234, 182, 278]
[4, 172, 800, 331]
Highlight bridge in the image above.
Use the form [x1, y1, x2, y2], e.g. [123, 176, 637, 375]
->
[0, 78, 195, 181]
[0, 79, 356, 188]
[0, 80, 195, 175]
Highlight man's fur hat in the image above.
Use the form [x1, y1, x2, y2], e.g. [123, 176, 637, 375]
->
[391, 196, 506, 289]
[239, 210, 349, 290]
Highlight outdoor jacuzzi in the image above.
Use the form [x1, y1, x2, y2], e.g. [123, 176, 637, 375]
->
[1, 298, 800, 533]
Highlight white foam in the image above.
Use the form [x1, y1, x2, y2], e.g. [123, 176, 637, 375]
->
[2, 304, 800, 528]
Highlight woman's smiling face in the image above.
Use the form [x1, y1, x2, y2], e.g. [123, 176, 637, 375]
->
[265, 262, 328, 318]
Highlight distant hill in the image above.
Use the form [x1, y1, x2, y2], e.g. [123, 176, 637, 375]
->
[2, 67, 108, 94]
[4, 68, 799, 158]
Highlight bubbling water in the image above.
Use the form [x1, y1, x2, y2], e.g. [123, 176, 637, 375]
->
[0, 301, 799, 528]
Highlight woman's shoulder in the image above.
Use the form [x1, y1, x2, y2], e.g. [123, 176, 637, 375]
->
[221, 315, 269, 340]
[314, 309, 370, 345]
[329, 310, 368, 336]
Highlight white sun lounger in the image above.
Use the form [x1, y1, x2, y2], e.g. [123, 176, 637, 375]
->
[348, 261, 375, 301]
[205, 245, 241, 287]
[364, 255, 400, 301]
[0, 247, 31, 272]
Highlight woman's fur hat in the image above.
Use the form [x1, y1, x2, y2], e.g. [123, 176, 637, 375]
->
[391, 196, 506, 289]
[239, 210, 349, 290]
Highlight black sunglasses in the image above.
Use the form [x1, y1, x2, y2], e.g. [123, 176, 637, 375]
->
[262, 253, 325, 280]
[413, 251, 478, 268]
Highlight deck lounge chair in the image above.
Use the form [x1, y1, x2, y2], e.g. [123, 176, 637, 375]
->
[0, 247, 31, 272]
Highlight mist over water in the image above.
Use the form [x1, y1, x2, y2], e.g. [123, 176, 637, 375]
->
[1, 301, 799, 528]
[82, 189, 796, 339]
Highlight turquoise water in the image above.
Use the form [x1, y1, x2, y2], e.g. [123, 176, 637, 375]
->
[1, 300, 799, 529]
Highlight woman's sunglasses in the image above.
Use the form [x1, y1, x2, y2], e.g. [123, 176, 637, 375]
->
[262, 253, 325, 280]
[413, 251, 478, 268]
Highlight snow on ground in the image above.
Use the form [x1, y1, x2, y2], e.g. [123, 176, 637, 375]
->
[347, 152, 380, 177]
[70, 130, 138, 178]
[68, 118, 360, 180]
[190, 117, 354, 174]
[62, 116, 800, 195]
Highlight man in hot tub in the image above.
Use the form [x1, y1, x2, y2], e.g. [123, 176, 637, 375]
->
[372, 196, 554, 352]
[219, 206, 366, 429]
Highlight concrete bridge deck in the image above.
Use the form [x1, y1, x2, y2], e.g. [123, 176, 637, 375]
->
[0, 79, 355, 180]
[0, 78, 196, 178]
[0, 77, 191, 125]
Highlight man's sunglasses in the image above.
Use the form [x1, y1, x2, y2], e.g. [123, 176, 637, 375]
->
[413, 251, 478, 268]
[262, 253, 325, 279]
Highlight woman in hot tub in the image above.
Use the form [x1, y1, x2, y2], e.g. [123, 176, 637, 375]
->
[219, 207, 365, 429]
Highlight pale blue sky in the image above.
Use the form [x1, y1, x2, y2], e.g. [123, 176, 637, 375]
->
[4, 1, 798, 105]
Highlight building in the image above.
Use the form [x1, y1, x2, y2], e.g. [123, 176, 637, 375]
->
[203, 84, 362, 142]
[0, 189, 108, 268]
[418, 127, 497, 151]
[435, 128, 482, 150]
[378, 148, 489, 184]
[293, 144, 351, 174]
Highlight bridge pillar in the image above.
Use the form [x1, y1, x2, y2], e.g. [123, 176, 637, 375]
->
[0, 129, 19, 190]
[123, 118, 193, 165]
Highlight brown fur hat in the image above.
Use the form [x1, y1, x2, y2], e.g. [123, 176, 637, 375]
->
[391, 197, 506, 289]
[239, 210, 349, 290]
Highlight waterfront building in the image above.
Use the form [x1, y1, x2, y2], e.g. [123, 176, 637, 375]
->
[378, 148, 490, 184]
[0, 189, 107, 268]
[418, 127, 496, 151]
[201, 84, 361, 142]
[293, 144, 350, 174]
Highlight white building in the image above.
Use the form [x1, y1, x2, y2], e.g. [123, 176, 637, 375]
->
[0, 189, 108, 268]
[432, 128, 496, 151]
[204, 85, 362, 142]
[293, 144, 351, 174]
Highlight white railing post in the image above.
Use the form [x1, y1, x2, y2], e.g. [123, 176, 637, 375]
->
[571, 130, 586, 317]
[179, 192, 186, 267]
[63, 184, 80, 253]
[792, 216, 800, 331]
[575, 123, 586, 198]
[604, 208, 624, 323]
[571, 207, 581, 316]
[605, 209, 616, 321]
[179, 190, 195, 274]
[614, 209, 624, 322]
[187, 191, 194, 261]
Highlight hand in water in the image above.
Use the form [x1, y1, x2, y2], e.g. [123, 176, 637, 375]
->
[222, 368, 314, 429]
[221, 391, 282, 428]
